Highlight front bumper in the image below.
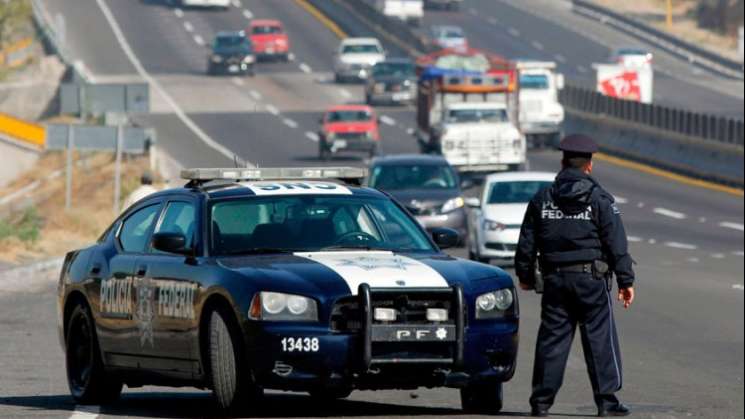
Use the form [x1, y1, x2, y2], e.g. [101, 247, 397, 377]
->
[478, 229, 520, 260]
[322, 136, 377, 154]
[521, 121, 562, 135]
[209, 56, 254, 74]
[368, 90, 416, 105]
[244, 286, 518, 392]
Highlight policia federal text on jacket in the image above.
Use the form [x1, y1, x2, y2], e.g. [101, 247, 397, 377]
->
[515, 134, 635, 417]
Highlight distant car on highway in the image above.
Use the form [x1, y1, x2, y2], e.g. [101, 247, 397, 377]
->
[334, 37, 386, 83]
[247, 19, 290, 62]
[609, 47, 653, 68]
[175, 0, 230, 9]
[467, 171, 555, 264]
[207, 31, 255, 76]
[368, 154, 469, 244]
[365, 58, 417, 105]
[430, 25, 468, 50]
[424, 0, 463, 10]
[58, 167, 518, 414]
[319, 105, 381, 160]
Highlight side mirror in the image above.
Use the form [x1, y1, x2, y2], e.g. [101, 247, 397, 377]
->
[152, 232, 191, 255]
[464, 197, 480, 208]
[460, 179, 475, 190]
[556, 74, 565, 90]
[431, 227, 459, 249]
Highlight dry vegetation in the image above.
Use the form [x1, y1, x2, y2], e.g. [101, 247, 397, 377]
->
[0, 152, 157, 264]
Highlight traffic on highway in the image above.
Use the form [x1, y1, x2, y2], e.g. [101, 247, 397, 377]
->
[0, 0, 743, 418]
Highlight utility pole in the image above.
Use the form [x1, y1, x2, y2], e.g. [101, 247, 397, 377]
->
[666, 0, 673, 29]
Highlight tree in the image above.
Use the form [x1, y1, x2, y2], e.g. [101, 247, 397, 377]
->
[0, 0, 31, 48]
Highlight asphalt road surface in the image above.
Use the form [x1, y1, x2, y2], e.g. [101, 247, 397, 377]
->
[1, 0, 742, 418]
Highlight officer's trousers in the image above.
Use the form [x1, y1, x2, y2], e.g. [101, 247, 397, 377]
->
[529, 272, 623, 410]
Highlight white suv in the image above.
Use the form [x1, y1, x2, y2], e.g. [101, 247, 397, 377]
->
[334, 38, 386, 83]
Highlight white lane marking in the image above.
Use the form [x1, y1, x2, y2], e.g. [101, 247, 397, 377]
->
[733, 284, 744, 291]
[531, 41, 544, 51]
[554, 54, 567, 63]
[577, 65, 589, 73]
[653, 207, 687, 220]
[249, 90, 262, 100]
[719, 221, 744, 231]
[508, 27, 520, 37]
[69, 405, 100, 419]
[380, 115, 397, 126]
[95, 0, 244, 163]
[288, 52, 296, 61]
[231, 0, 241, 8]
[627, 236, 643, 243]
[193, 34, 205, 46]
[174, 8, 184, 18]
[299, 63, 313, 74]
[710, 253, 726, 259]
[664, 241, 698, 250]
[614, 196, 628, 204]
[648, 238, 657, 244]
[305, 131, 320, 142]
[487, 17, 498, 25]
[637, 202, 646, 208]
[338, 88, 352, 99]
[698, 217, 707, 223]
[266, 104, 280, 115]
[686, 257, 700, 263]
[406, 127, 416, 135]
[468, 7, 478, 15]
[282, 118, 299, 129]
[734, 251, 745, 257]
[243, 9, 253, 19]
[231, 77, 244, 86]
[183, 21, 194, 32]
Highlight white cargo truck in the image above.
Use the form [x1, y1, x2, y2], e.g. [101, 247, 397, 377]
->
[374, 0, 424, 26]
[516, 61, 565, 148]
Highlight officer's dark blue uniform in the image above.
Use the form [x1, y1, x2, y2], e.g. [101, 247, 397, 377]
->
[515, 134, 635, 417]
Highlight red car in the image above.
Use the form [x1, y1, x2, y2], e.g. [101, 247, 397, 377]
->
[319, 105, 381, 160]
[247, 19, 290, 61]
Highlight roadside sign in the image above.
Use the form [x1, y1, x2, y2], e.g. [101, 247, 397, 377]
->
[595, 63, 653, 104]
[46, 124, 151, 153]
[60, 83, 150, 115]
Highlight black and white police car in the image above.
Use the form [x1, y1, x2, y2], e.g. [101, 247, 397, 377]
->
[58, 167, 518, 413]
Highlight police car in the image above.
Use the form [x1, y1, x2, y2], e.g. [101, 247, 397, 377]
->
[58, 167, 518, 413]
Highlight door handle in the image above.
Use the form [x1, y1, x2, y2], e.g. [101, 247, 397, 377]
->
[136, 266, 148, 278]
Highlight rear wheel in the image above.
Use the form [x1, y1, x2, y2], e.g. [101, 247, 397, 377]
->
[460, 382, 503, 414]
[66, 304, 122, 404]
[209, 309, 262, 412]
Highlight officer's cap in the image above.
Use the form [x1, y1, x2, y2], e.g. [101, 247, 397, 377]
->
[558, 134, 599, 154]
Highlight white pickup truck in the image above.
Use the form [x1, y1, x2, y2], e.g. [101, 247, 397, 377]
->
[517, 61, 565, 148]
[374, 0, 424, 26]
[433, 102, 526, 173]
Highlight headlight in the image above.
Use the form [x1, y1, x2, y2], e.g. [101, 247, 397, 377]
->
[243, 55, 255, 63]
[441, 197, 465, 213]
[327, 132, 336, 140]
[366, 131, 374, 140]
[211, 55, 223, 63]
[249, 292, 318, 321]
[475, 289, 514, 319]
[483, 219, 506, 231]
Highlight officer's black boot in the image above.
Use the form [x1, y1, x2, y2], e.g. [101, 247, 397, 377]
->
[597, 402, 631, 417]
[530, 406, 550, 417]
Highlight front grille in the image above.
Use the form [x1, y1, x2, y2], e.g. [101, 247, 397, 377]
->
[385, 83, 403, 92]
[335, 132, 368, 141]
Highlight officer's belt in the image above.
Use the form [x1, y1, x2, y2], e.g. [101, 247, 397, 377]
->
[545, 263, 593, 274]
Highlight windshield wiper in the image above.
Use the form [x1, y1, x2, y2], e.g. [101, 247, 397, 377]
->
[221, 247, 295, 255]
[320, 244, 390, 251]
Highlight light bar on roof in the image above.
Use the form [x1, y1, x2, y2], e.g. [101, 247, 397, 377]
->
[181, 167, 367, 182]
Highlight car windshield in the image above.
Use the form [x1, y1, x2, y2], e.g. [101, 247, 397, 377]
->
[372, 62, 415, 78]
[520, 74, 549, 90]
[447, 108, 508, 123]
[214, 36, 250, 51]
[252, 25, 282, 35]
[210, 196, 434, 254]
[443, 30, 464, 39]
[488, 181, 553, 204]
[326, 110, 372, 122]
[342, 44, 381, 54]
[370, 164, 458, 191]
[617, 48, 647, 56]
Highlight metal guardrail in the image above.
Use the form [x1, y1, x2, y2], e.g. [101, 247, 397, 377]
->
[560, 85, 745, 146]
[572, 0, 744, 80]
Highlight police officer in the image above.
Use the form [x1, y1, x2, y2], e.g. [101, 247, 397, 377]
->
[515, 134, 635, 417]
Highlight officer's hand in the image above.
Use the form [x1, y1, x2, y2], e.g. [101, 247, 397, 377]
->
[519, 282, 534, 291]
[618, 287, 634, 309]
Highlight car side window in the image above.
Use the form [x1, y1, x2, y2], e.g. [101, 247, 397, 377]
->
[119, 204, 161, 253]
[154, 201, 196, 252]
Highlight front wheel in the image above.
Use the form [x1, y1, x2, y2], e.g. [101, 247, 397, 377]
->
[66, 304, 123, 404]
[460, 382, 503, 414]
[209, 309, 262, 411]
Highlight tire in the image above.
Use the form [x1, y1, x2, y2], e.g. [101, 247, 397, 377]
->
[209, 309, 261, 411]
[66, 304, 123, 404]
[460, 382, 503, 414]
[309, 388, 353, 401]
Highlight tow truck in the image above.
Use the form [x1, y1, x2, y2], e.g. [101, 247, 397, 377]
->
[414, 48, 526, 174]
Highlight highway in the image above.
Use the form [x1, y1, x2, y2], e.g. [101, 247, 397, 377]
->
[0, 0, 742, 418]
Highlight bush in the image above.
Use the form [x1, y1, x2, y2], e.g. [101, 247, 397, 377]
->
[0, 207, 42, 244]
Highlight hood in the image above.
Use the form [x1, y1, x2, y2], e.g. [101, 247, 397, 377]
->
[340, 53, 385, 66]
[218, 251, 511, 298]
[386, 188, 460, 210]
[483, 203, 528, 226]
[324, 121, 376, 133]
[551, 168, 599, 215]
